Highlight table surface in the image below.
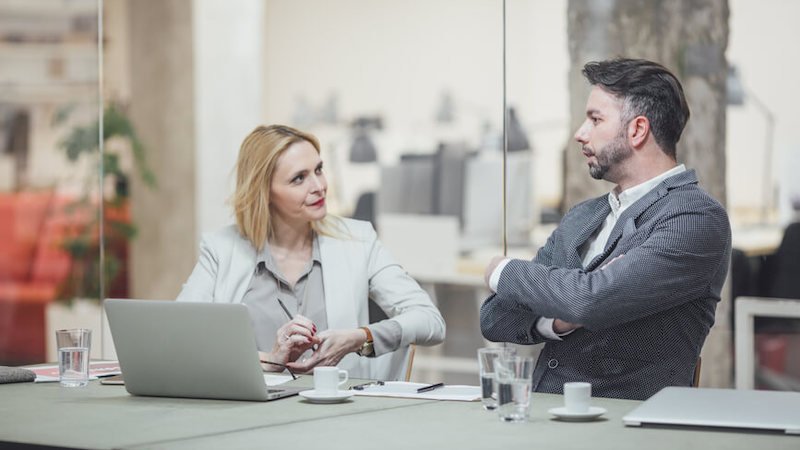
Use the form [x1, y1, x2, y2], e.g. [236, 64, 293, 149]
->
[1, 378, 798, 450]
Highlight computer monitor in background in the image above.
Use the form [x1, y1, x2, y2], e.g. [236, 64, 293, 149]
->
[461, 151, 534, 250]
[377, 147, 534, 251]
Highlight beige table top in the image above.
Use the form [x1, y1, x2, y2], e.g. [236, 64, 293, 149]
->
[0, 379, 797, 449]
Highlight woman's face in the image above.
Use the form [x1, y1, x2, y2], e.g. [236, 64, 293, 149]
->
[269, 140, 327, 227]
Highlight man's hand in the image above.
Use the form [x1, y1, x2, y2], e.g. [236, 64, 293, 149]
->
[553, 319, 582, 334]
[600, 253, 625, 270]
[484, 255, 507, 289]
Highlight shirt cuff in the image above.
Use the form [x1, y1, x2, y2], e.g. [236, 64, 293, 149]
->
[489, 258, 512, 292]
[535, 317, 577, 340]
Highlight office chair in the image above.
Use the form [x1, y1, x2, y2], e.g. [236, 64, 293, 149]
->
[692, 356, 702, 388]
[405, 344, 416, 382]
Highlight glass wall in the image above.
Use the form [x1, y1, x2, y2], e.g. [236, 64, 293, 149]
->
[0, 0, 103, 365]
[3, 0, 798, 389]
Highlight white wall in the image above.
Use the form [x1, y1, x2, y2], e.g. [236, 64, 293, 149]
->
[193, 0, 265, 236]
[727, 0, 800, 224]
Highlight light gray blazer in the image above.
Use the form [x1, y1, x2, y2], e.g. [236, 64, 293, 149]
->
[480, 170, 731, 400]
[177, 217, 445, 381]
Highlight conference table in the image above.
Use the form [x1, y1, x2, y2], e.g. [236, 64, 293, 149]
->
[0, 377, 797, 450]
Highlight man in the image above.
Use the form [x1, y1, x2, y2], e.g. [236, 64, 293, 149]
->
[480, 58, 731, 400]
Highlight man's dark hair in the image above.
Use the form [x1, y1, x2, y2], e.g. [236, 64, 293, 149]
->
[582, 58, 690, 159]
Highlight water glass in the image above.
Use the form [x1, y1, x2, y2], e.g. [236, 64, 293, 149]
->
[56, 329, 91, 387]
[495, 355, 534, 422]
[477, 347, 516, 410]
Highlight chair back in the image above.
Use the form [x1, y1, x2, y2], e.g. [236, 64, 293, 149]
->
[692, 356, 702, 387]
[404, 344, 416, 382]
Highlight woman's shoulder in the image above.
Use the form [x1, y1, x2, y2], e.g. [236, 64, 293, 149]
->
[201, 224, 248, 247]
[323, 216, 375, 239]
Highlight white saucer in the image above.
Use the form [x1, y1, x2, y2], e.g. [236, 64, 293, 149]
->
[547, 406, 607, 421]
[298, 389, 354, 404]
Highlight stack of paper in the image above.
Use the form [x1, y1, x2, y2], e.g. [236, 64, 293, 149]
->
[24, 361, 122, 383]
[353, 381, 480, 401]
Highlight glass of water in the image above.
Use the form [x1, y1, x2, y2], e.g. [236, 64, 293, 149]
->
[477, 347, 516, 410]
[55, 329, 91, 387]
[495, 355, 534, 422]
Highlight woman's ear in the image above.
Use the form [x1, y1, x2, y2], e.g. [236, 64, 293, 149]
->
[628, 116, 650, 148]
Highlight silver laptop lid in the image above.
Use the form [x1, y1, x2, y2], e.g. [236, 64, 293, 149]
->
[105, 299, 295, 401]
[623, 387, 800, 435]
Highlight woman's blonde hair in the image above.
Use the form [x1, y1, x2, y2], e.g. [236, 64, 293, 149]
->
[231, 124, 341, 251]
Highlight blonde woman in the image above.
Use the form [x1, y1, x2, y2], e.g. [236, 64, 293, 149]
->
[177, 125, 445, 380]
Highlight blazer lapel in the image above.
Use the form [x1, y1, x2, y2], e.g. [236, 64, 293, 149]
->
[318, 235, 359, 331]
[586, 170, 699, 271]
[568, 199, 611, 267]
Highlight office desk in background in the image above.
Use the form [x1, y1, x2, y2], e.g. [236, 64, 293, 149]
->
[0, 380, 797, 449]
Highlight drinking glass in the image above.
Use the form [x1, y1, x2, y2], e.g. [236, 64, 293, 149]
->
[56, 328, 91, 387]
[477, 347, 516, 410]
[495, 355, 534, 422]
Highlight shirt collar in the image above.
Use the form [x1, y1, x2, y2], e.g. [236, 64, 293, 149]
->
[607, 164, 686, 215]
[256, 234, 322, 267]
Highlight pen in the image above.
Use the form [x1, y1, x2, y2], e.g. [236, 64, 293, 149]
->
[417, 382, 445, 393]
[276, 298, 318, 352]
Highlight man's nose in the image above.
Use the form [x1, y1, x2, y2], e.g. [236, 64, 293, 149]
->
[574, 120, 590, 144]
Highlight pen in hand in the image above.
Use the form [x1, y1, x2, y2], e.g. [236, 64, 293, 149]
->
[416, 382, 445, 393]
[276, 298, 318, 352]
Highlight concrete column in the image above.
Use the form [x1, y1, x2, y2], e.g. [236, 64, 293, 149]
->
[128, 0, 196, 299]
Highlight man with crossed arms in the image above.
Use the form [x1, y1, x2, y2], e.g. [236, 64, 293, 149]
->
[480, 58, 731, 400]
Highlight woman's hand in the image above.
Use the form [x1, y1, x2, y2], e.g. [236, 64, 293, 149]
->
[259, 314, 320, 371]
[286, 328, 365, 373]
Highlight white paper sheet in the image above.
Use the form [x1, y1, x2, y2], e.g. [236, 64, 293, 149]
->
[353, 381, 481, 401]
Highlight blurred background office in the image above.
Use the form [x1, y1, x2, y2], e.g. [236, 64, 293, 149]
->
[1, 0, 798, 390]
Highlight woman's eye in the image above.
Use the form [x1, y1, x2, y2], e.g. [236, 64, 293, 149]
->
[292, 175, 304, 184]
[315, 167, 323, 175]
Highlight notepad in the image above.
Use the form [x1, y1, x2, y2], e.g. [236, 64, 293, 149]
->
[353, 381, 481, 401]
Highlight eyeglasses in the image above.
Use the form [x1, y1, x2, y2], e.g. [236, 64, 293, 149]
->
[260, 359, 297, 380]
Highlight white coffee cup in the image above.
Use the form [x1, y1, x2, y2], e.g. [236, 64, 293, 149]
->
[563, 382, 591, 413]
[313, 366, 349, 394]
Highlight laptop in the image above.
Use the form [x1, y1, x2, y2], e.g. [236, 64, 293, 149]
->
[623, 386, 800, 435]
[104, 299, 304, 401]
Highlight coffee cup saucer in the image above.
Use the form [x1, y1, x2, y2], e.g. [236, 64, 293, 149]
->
[547, 406, 607, 421]
[299, 389, 354, 404]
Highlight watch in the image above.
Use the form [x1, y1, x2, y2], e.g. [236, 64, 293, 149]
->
[357, 326, 374, 357]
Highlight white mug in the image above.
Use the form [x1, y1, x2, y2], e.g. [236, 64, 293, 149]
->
[313, 366, 349, 394]
[563, 382, 591, 413]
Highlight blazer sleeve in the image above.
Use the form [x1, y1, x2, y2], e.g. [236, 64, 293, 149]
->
[494, 200, 730, 331]
[176, 234, 218, 303]
[479, 226, 560, 344]
[363, 225, 446, 348]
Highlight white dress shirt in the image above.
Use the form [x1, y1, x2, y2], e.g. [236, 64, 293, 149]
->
[489, 164, 686, 339]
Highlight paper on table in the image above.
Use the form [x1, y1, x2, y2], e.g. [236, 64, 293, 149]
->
[263, 373, 294, 386]
[24, 361, 122, 383]
[353, 381, 481, 401]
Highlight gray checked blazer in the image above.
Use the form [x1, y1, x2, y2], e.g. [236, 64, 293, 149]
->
[480, 170, 731, 400]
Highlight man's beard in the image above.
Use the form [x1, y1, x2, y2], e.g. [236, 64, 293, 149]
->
[587, 134, 632, 181]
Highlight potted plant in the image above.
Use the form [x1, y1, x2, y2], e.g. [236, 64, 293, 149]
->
[45, 101, 156, 359]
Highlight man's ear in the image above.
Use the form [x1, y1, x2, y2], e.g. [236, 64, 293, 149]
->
[628, 116, 650, 148]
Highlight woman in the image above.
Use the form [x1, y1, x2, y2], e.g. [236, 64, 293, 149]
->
[177, 124, 445, 380]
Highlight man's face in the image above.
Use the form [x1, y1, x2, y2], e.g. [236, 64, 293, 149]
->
[573, 86, 633, 182]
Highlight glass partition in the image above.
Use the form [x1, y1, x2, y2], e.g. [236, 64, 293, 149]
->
[0, 0, 103, 365]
